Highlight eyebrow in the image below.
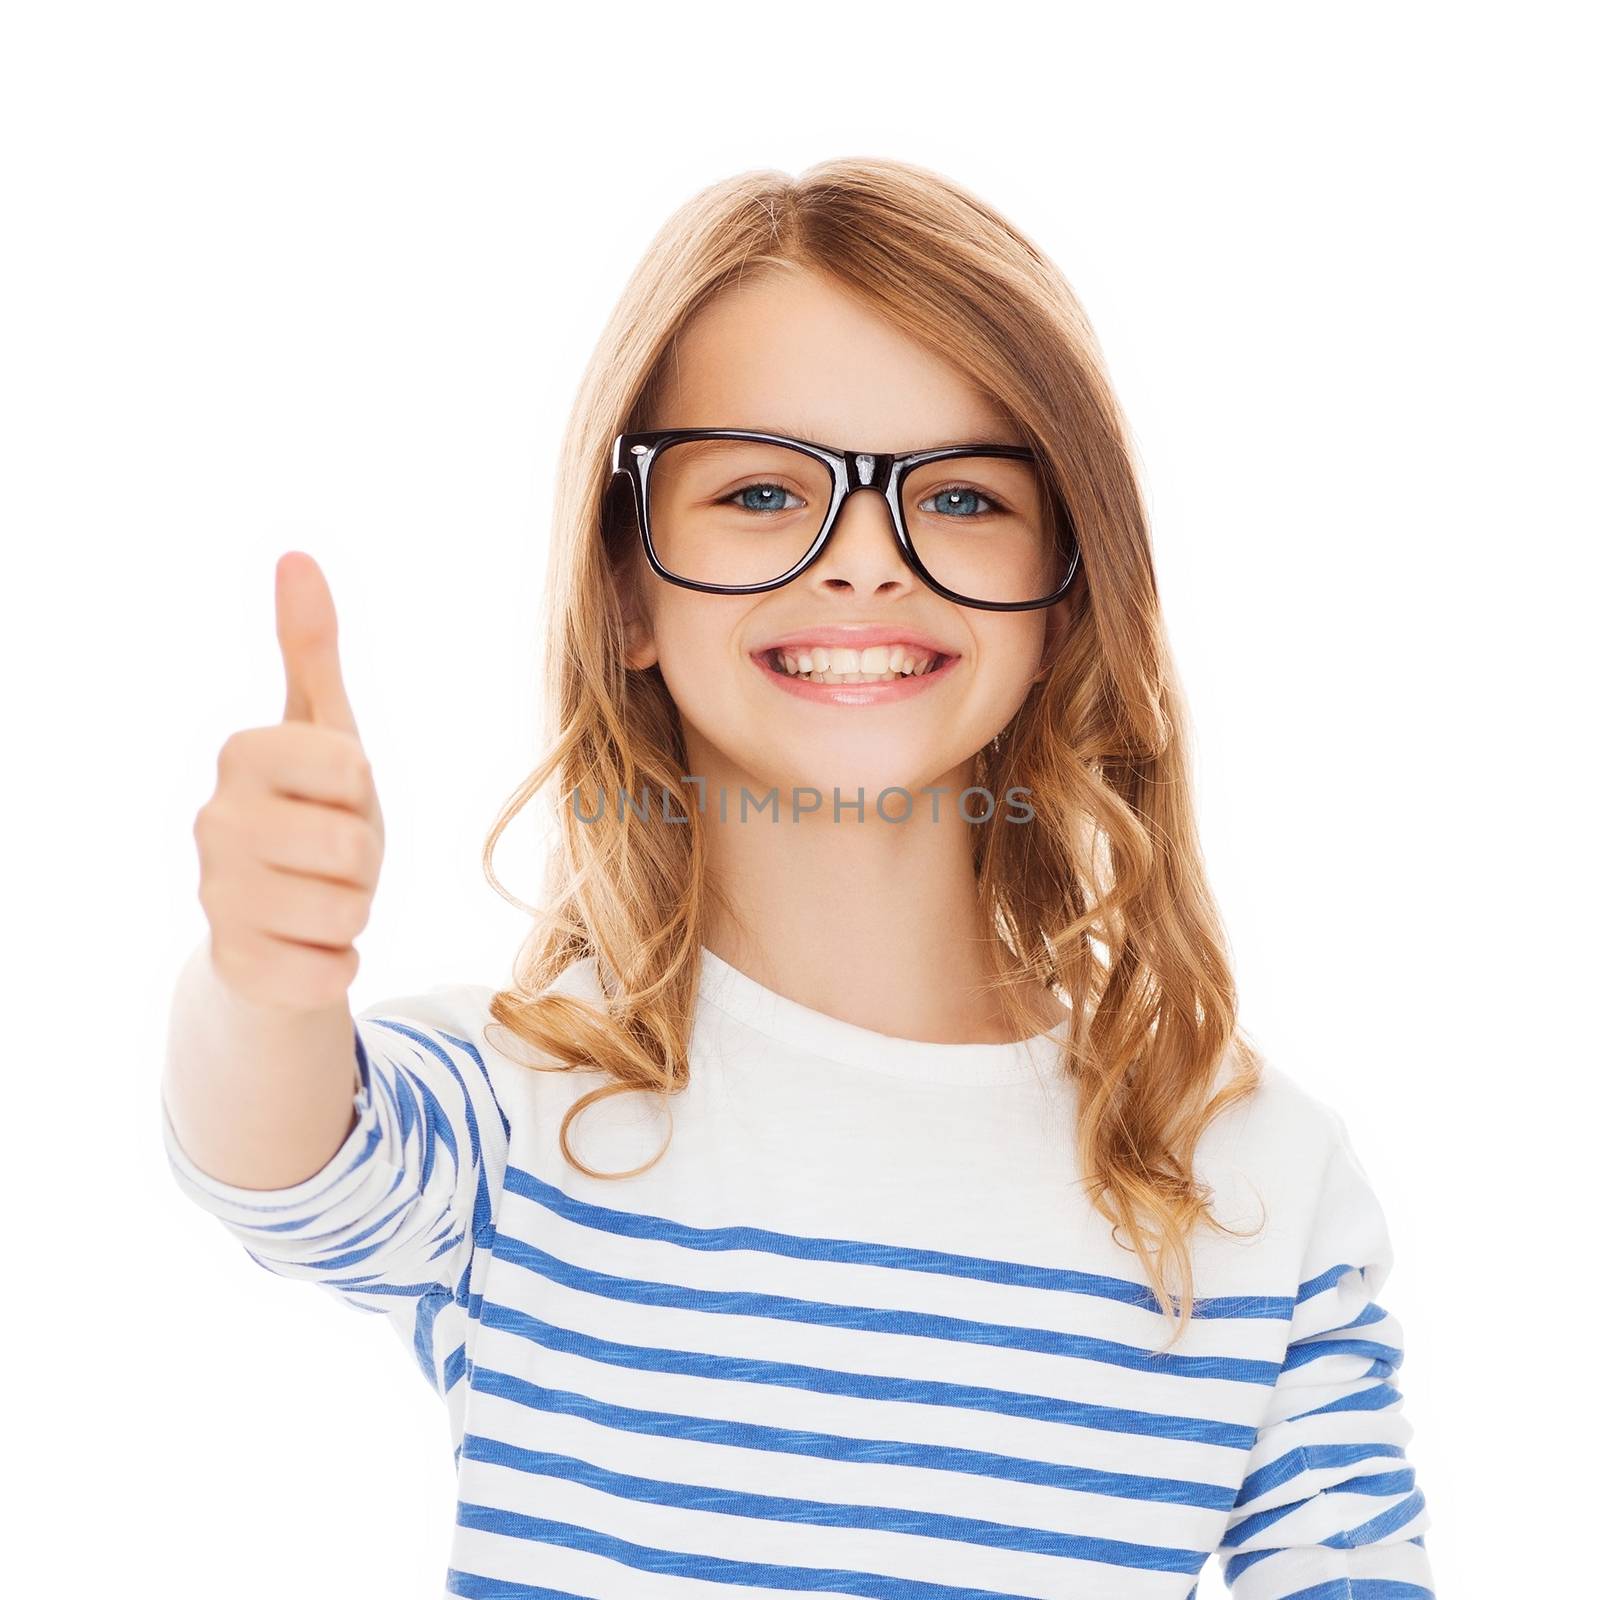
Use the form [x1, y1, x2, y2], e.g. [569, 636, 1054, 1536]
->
[771, 425, 1028, 452]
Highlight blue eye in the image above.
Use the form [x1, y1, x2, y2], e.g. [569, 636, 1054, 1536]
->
[919, 485, 1000, 518]
[720, 482, 803, 514]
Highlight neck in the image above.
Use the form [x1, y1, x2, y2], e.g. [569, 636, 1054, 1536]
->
[686, 744, 1065, 1046]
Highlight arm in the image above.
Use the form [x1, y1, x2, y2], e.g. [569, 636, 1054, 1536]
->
[160, 949, 509, 1321]
[161, 937, 363, 1191]
[1218, 1111, 1436, 1598]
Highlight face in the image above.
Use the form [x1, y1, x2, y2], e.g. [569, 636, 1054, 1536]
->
[619, 264, 1069, 808]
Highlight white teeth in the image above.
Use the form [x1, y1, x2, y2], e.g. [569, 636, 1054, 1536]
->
[774, 643, 941, 683]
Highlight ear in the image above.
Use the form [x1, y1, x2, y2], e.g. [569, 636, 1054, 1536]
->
[623, 613, 658, 671]
[617, 565, 659, 671]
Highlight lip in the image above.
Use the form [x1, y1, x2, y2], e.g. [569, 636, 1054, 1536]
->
[752, 623, 959, 656]
[751, 627, 961, 705]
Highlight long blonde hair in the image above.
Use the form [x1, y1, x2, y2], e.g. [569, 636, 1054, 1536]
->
[481, 157, 1265, 1349]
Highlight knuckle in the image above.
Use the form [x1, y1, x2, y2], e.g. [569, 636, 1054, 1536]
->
[344, 742, 374, 795]
[301, 877, 349, 942]
[318, 946, 361, 1002]
[355, 828, 381, 887]
[193, 803, 235, 868]
[333, 879, 371, 940]
[200, 799, 242, 859]
[337, 897, 370, 944]
[310, 946, 359, 1007]
[218, 727, 273, 791]
[324, 814, 365, 880]
[219, 725, 260, 764]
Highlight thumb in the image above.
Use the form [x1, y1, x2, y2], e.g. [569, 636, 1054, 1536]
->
[276, 551, 360, 736]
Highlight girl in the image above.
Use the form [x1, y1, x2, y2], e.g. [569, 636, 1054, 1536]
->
[162, 158, 1434, 1598]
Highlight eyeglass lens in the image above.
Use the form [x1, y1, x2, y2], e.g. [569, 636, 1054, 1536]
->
[645, 438, 1069, 605]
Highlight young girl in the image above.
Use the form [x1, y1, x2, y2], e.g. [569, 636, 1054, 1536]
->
[162, 158, 1434, 1599]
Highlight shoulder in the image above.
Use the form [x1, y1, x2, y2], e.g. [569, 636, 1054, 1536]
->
[1200, 1044, 1348, 1170]
[353, 981, 517, 1110]
[1191, 1044, 1383, 1255]
[356, 979, 505, 1056]
[355, 980, 502, 1048]
[354, 954, 603, 1037]
[353, 959, 610, 1096]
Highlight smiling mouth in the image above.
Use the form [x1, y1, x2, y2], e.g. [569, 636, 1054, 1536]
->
[760, 643, 954, 684]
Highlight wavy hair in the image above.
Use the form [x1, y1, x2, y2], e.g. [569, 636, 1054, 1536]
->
[480, 157, 1265, 1350]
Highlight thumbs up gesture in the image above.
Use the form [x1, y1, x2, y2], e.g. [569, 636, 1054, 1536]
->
[193, 553, 387, 1011]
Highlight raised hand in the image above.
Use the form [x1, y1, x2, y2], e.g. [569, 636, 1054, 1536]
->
[193, 551, 387, 1011]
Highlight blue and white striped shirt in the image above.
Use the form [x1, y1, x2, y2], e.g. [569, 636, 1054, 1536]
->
[160, 945, 1434, 1598]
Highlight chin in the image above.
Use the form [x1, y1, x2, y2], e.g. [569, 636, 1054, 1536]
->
[715, 750, 975, 818]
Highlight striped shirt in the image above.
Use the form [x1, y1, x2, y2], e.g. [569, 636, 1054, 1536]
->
[160, 945, 1435, 1598]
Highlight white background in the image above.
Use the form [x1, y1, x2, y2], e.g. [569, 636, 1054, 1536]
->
[4, 2, 1592, 1594]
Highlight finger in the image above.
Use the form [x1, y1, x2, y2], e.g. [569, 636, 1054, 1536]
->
[212, 924, 361, 1011]
[251, 792, 384, 891]
[276, 551, 360, 736]
[239, 856, 375, 949]
[219, 724, 376, 816]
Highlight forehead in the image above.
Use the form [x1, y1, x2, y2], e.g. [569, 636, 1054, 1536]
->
[648, 264, 1022, 454]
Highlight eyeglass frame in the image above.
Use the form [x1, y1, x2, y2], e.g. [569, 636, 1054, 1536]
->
[610, 427, 1082, 612]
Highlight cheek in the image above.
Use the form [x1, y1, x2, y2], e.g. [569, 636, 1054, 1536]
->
[969, 621, 1048, 697]
[648, 595, 753, 706]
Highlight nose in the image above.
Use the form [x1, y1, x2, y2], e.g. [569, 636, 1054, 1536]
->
[805, 487, 919, 598]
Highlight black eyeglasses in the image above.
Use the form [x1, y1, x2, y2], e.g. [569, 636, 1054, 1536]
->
[610, 427, 1081, 611]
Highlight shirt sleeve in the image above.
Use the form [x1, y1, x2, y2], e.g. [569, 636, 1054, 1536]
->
[160, 987, 510, 1323]
[1216, 1108, 1436, 1599]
